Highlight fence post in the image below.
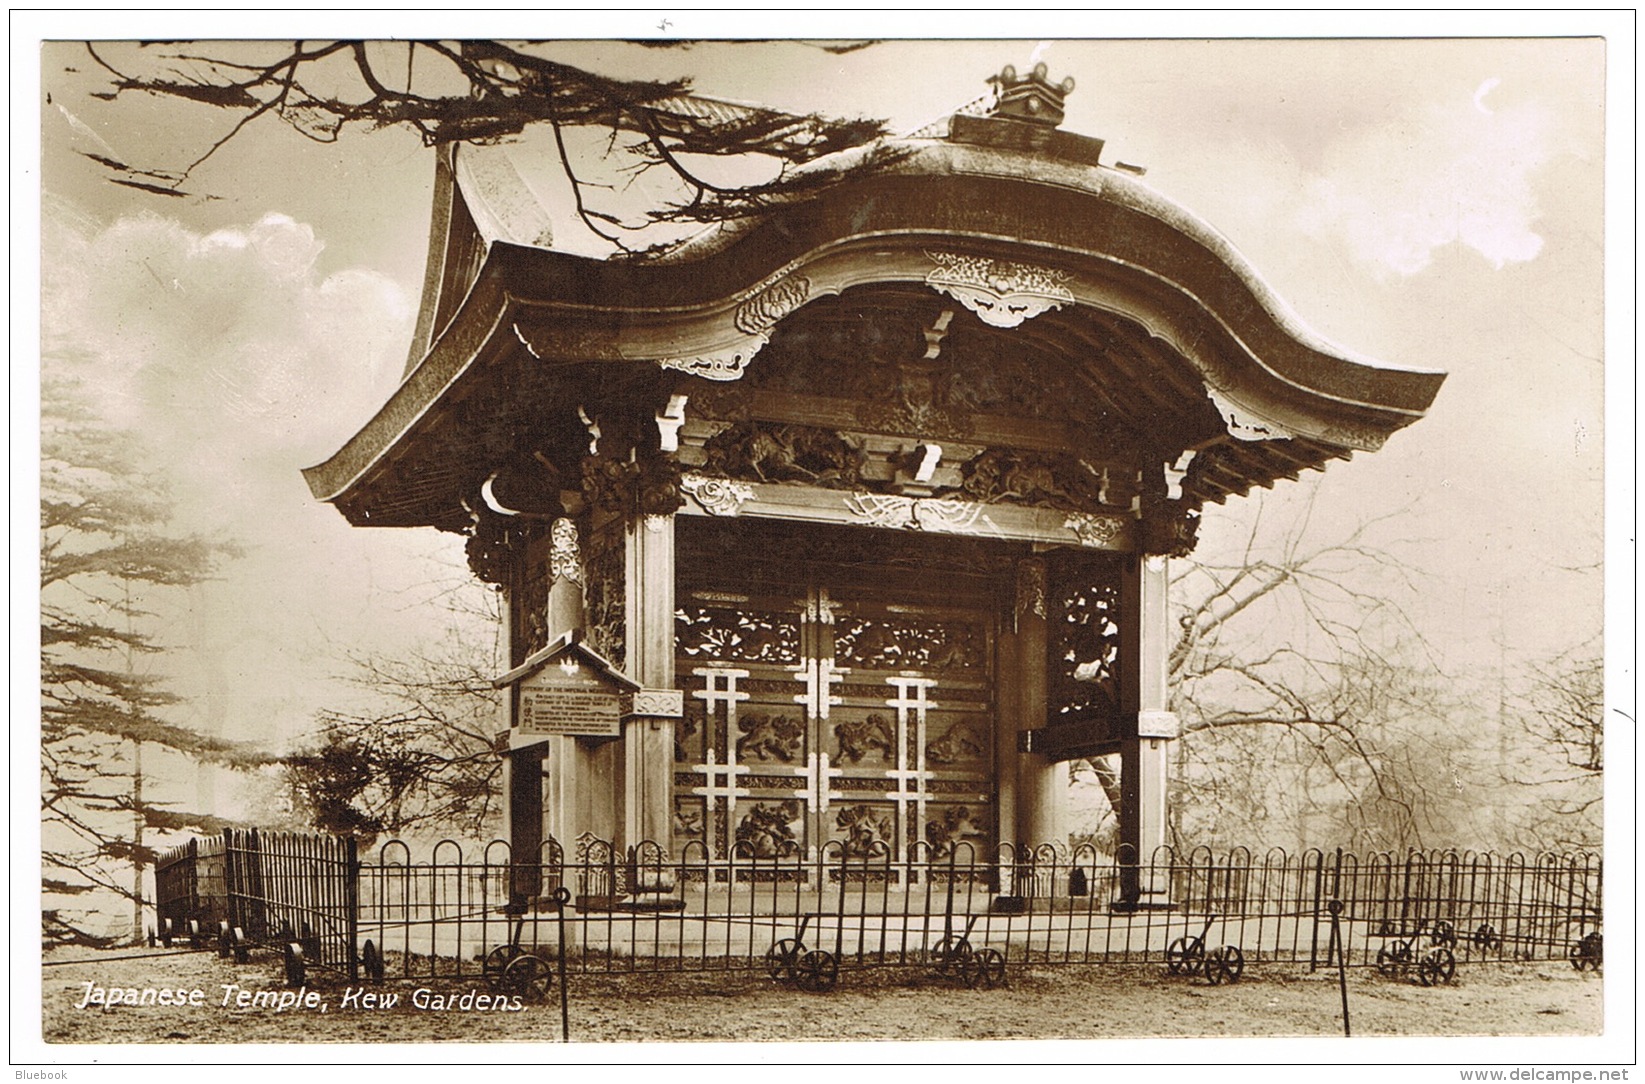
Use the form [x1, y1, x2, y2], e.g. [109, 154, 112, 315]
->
[345, 835, 360, 982]
[1308, 852, 1324, 972]
[222, 830, 239, 936]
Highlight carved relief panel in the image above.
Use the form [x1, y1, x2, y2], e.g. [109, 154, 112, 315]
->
[1046, 549, 1126, 741]
[673, 541, 1000, 861]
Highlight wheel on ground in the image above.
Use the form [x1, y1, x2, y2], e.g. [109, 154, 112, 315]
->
[231, 927, 250, 964]
[160, 918, 174, 948]
[1569, 932, 1602, 971]
[1418, 946, 1456, 987]
[765, 939, 803, 982]
[974, 947, 1007, 989]
[361, 939, 385, 983]
[1431, 920, 1457, 948]
[1471, 924, 1502, 952]
[1376, 941, 1411, 977]
[217, 921, 233, 959]
[188, 919, 204, 949]
[795, 949, 839, 993]
[931, 935, 973, 975]
[1205, 945, 1245, 985]
[283, 941, 306, 988]
[1166, 936, 1205, 975]
[483, 943, 524, 985]
[500, 954, 555, 1003]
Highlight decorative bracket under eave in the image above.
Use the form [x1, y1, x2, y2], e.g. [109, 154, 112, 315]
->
[925, 251, 1074, 328]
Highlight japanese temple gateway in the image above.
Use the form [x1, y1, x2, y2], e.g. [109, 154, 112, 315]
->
[305, 65, 1444, 903]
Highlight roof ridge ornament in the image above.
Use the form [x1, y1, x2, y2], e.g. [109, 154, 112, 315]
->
[988, 62, 1076, 128]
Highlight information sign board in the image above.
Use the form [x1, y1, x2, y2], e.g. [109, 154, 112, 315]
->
[517, 660, 622, 737]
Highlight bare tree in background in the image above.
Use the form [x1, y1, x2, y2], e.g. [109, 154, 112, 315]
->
[1505, 643, 1603, 851]
[77, 39, 893, 249]
[1075, 491, 1482, 854]
[284, 566, 505, 843]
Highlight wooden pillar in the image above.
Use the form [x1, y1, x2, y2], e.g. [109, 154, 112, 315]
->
[510, 518, 584, 899]
[994, 627, 1020, 851]
[622, 512, 676, 852]
[1013, 557, 1063, 848]
[1118, 553, 1177, 905]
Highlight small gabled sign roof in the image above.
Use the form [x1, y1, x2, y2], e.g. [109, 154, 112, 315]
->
[492, 630, 638, 691]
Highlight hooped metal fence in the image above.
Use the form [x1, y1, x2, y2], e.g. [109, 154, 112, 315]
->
[158, 833, 1602, 989]
[155, 828, 360, 981]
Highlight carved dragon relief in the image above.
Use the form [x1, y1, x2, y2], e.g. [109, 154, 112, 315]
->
[701, 421, 866, 487]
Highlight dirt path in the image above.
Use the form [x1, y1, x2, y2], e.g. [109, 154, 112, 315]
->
[40, 945, 1601, 1046]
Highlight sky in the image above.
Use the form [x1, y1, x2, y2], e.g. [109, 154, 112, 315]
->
[13, 10, 1634, 1071]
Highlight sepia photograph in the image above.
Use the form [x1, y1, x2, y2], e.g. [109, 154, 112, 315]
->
[15, 11, 1631, 1072]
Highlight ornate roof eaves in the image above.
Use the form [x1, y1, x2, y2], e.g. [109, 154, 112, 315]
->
[306, 139, 1446, 514]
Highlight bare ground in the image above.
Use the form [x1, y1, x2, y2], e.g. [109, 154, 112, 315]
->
[41, 944, 1601, 1046]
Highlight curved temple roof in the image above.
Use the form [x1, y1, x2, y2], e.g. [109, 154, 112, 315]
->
[304, 84, 1444, 533]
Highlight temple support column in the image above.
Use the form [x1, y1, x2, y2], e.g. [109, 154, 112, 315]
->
[540, 519, 594, 862]
[993, 628, 1020, 851]
[507, 518, 587, 900]
[1013, 558, 1063, 848]
[1118, 552, 1176, 906]
[622, 513, 677, 853]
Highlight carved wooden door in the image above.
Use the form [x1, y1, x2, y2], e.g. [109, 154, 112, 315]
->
[674, 563, 996, 862]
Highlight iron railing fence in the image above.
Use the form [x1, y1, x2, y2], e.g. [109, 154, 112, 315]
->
[220, 828, 360, 980]
[350, 839, 1601, 985]
[155, 833, 1602, 985]
[156, 829, 360, 979]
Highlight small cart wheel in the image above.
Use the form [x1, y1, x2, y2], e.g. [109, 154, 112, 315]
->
[216, 921, 233, 959]
[283, 941, 306, 988]
[1418, 946, 1456, 987]
[1569, 932, 1602, 971]
[188, 919, 204, 949]
[361, 939, 385, 983]
[974, 947, 1007, 989]
[765, 939, 803, 983]
[1471, 924, 1502, 952]
[1431, 920, 1457, 948]
[160, 918, 175, 948]
[795, 949, 839, 993]
[1166, 936, 1205, 976]
[1376, 941, 1411, 977]
[1205, 945, 1244, 986]
[483, 943, 523, 985]
[231, 927, 250, 964]
[931, 935, 973, 975]
[500, 954, 555, 1003]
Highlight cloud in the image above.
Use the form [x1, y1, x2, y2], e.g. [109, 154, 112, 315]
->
[43, 208, 414, 525]
[41, 204, 442, 746]
[1296, 86, 1557, 276]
